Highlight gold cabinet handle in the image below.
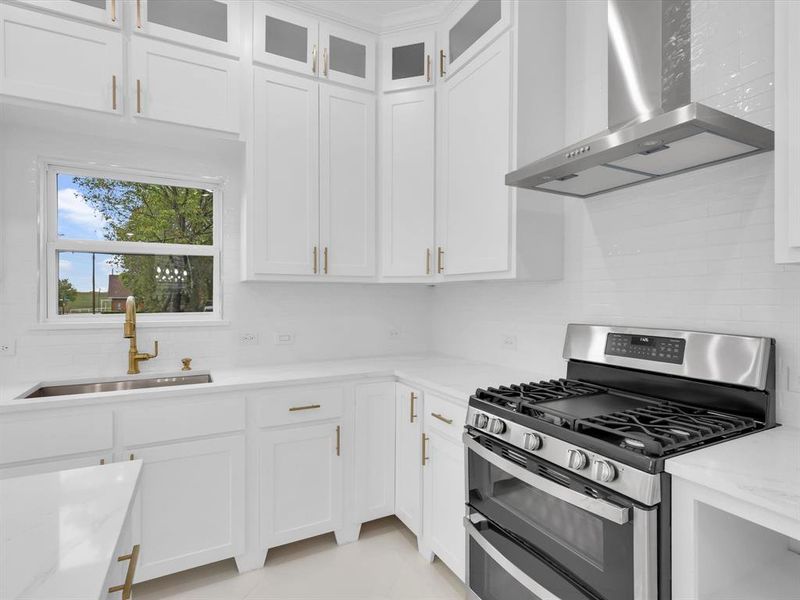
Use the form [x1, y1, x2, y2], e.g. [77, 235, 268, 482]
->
[426, 248, 431, 275]
[323, 47, 329, 77]
[289, 404, 321, 412]
[313, 246, 318, 274]
[410, 392, 418, 423]
[336, 425, 341, 456]
[100, 458, 106, 465]
[136, 79, 142, 114]
[422, 433, 429, 466]
[437, 246, 444, 274]
[110, 0, 116, 22]
[439, 49, 446, 77]
[312, 45, 318, 74]
[431, 412, 453, 425]
[426, 54, 431, 82]
[112, 75, 117, 110]
[323, 247, 329, 274]
[136, 0, 142, 28]
[108, 544, 140, 600]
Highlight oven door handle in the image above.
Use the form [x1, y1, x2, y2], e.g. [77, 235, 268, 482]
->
[465, 516, 563, 600]
[465, 433, 631, 525]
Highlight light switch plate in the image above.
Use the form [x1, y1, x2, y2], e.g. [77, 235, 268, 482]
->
[239, 332, 259, 346]
[0, 339, 16, 356]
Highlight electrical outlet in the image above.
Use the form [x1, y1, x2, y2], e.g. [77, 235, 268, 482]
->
[274, 332, 294, 345]
[388, 328, 401, 339]
[0, 339, 15, 356]
[502, 334, 517, 351]
[239, 332, 259, 346]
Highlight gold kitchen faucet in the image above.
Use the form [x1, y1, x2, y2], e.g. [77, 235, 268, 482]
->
[123, 296, 158, 374]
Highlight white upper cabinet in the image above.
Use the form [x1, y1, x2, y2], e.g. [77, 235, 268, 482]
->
[320, 23, 376, 91]
[133, 0, 240, 56]
[319, 85, 377, 277]
[253, 2, 319, 76]
[439, 0, 511, 80]
[14, 0, 120, 26]
[130, 36, 240, 133]
[437, 31, 513, 277]
[381, 30, 435, 92]
[380, 88, 435, 278]
[252, 67, 320, 276]
[0, 4, 123, 113]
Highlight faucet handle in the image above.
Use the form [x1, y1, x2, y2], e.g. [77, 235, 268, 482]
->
[181, 357, 192, 371]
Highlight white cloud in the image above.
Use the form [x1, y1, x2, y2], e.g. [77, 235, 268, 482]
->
[58, 188, 106, 237]
[58, 258, 72, 273]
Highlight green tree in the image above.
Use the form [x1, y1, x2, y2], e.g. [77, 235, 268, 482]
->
[72, 178, 213, 313]
[58, 278, 78, 314]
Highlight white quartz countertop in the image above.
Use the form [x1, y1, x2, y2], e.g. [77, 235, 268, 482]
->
[0, 355, 549, 412]
[665, 425, 800, 523]
[0, 460, 142, 600]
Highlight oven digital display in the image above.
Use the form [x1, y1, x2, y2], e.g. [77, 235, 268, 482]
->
[605, 333, 685, 364]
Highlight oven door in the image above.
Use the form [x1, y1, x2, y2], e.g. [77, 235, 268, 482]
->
[465, 431, 658, 600]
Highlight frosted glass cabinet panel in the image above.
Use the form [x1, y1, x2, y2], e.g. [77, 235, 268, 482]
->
[14, 0, 119, 25]
[439, 0, 511, 78]
[381, 30, 435, 91]
[135, 0, 240, 56]
[253, 3, 319, 76]
[320, 23, 376, 91]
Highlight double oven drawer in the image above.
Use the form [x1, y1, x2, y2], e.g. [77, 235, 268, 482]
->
[465, 430, 659, 600]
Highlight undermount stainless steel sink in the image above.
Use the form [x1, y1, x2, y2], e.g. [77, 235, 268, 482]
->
[22, 373, 213, 398]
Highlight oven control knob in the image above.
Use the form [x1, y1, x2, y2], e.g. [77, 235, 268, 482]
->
[522, 432, 543, 451]
[591, 460, 617, 483]
[471, 413, 489, 429]
[567, 449, 588, 470]
[487, 418, 506, 434]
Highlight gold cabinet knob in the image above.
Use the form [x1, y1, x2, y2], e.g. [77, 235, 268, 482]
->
[181, 357, 192, 371]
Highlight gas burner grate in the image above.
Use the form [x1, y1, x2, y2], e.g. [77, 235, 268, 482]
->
[474, 379, 606, 414]
[577, 403, 758, 457]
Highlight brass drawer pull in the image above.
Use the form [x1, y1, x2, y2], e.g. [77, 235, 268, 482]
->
[136, 79, 142, 114]
[312, 45, 318, 74]
[410, 392, 418, 423]
[437, 246, 444, 274]
[336, 425, 341, 456]
[135, 0, 142, 28]
[323, 47, 329, 77]
[426, 248, 431, 275]
[426, 54, 431, 82]
[421, 433, 429, 466]
[323, 247, 329, 274]
[439, 49, 446, 77]
[431, 412, 453, 425]
[313, 246, 318, 274]
[108, 544, 140, 600]
[289, 404, 321, 412]
[112, 74, 117, 110]
[110, 0, 116, 22]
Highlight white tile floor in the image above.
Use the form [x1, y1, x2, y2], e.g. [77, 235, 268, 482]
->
[133, 517, 465, 600]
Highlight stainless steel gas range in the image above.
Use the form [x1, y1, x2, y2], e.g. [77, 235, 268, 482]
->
[464, 324, 777, 600]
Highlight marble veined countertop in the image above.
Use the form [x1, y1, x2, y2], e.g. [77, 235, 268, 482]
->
[665, 425, 800, 524]
[0, 460, 142, 600]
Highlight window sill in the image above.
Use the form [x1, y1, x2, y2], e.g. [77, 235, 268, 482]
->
[32, 319, 231, 331]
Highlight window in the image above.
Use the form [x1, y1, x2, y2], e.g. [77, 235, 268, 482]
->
[43, 164, 221, 321]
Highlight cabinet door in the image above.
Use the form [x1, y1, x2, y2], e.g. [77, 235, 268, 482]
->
[439, 0, 511, 79]
[253, 2, 318, 76]
[252, 68, 319, 275]
[14, 0, 119, 26]
[259, 423, 343, 548]
[130, 36, 239, 133]
[395, 383, 423, 536]
[129, 436, 245, 582]
[423, 430, 466, 581]
[320, 22, 376, 91]
[381, 30, 435, 92]
[437, 31, 512, 276]
[320, 85, 376, 277]
[0, 4, 122, 113]
[354, 382, 396, 523]
[380, 88, 435, 278]
[135, 0, 240, 56]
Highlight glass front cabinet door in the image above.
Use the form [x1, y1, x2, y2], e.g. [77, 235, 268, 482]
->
[14, 0, 119, 26]
[319, 23, 376, 91]
[381, 30, 435, 92]
[253, 3, 319, 76]
[439, 0, 511, 79]
[134, 0, 241, 56]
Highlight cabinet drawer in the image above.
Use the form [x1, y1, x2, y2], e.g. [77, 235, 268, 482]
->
[255, 385, 345, 428]
[424, 393, 466, 441]
[0, 410, 112, 465]
[120, 396, 245, 446]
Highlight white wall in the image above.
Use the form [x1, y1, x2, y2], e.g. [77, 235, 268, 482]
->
[431, 1, 800, 426]
[0, 120, 431, 385]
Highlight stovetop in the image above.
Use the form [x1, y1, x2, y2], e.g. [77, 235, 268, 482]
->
[470, 378, 760, 467]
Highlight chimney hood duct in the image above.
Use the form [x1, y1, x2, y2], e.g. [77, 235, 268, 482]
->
[505, 0, 774, 199]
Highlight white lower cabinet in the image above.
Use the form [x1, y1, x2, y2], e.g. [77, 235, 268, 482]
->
[0, 453, 111, 480]
[394, 383, 423, 535]
[354, 382, 396, 523]
[259, 422, 344, 548]
[128, 436, 245, 582]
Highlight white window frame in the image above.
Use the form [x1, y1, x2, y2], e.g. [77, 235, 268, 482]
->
[40, 161, 223, 324]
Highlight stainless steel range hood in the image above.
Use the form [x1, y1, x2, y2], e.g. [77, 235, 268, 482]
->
[505, 0, 774, 199]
